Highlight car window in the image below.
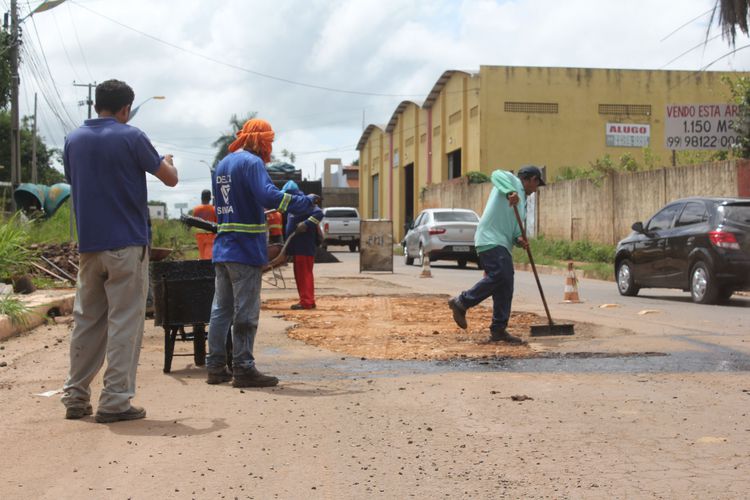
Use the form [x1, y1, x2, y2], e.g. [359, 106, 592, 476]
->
[433, 211, 479, 222]
[413, 213, 425, 227]
[720, 203, 750, 225]
[324, 209, 358, 218]
[675, 202, 708, 227]
[646, 204, 681, 231]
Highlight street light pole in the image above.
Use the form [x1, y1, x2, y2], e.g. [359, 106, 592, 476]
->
[128, 96, 166, 122]
[9, 0, 20, 211]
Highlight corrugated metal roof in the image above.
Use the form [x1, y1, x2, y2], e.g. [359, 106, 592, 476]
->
[422, 69, 478, 110]
[385, 100, 423, 133]
[356, 123, 386, 151]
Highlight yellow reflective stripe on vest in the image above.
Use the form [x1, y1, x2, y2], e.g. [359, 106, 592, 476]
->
[268, 224, 283, 230]
[217, 223, 268, 234]
[277, 193, 291, 213]
[308, 216, 320, 225]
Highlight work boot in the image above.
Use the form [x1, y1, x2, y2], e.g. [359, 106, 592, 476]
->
[447, 297, 467, 329]
[65, 404, 93, 420]
[206, 367, 233, 385]
[489, 329, 525, 345]
[95, 405, 146, 424]
[291, 303, 316, 310]
[232, 366, 279, 388]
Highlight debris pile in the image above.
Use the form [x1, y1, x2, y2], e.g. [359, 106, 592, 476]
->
[28, 242, 79, 284]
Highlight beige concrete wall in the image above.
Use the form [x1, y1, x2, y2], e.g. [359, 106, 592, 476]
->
[539, 160, 743, 245]
[422, 160, 743, 246]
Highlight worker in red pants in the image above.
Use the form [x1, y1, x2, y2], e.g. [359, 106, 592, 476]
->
[192, 189, 217, 260]
[282, 181, 323, 310]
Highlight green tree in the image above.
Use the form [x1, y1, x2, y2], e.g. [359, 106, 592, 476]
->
[0, 31, 13, 109]
[725, 76, 750, 158]
[0, 111, 64, 186]
[211, 112, 257, 167]
[713, 1, 750, 45]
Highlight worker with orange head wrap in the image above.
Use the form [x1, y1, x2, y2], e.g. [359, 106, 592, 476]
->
[207, 118, 318, 388]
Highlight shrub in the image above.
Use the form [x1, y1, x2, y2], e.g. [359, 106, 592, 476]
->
[0, 213, 35, 278]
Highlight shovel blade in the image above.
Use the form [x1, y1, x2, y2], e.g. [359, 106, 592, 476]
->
[530, 323, 575, 336]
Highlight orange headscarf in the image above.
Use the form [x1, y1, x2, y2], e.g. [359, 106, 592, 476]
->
[227, 118, 275, 163]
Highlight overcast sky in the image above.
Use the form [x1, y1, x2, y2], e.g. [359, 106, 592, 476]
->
[14, 0, 750, 213]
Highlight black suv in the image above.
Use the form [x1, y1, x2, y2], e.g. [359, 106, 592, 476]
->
[615, 197, 750, 304]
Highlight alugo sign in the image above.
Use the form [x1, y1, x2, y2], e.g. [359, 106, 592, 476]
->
[664, 104, 741, 150]
[606, 123, 650, 147]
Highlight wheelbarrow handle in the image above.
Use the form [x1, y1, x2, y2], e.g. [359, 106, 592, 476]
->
[512, 204, 554, 326]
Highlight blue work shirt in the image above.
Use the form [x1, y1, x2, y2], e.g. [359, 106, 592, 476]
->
[212, 150, 314, 266]
[285, 205, 324, 257]
[63, 117, 161, 253]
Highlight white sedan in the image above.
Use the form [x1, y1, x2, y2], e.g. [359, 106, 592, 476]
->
[403, 208, 480, 268]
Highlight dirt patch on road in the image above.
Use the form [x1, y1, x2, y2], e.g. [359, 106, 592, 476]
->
[265, 294, 548, 360]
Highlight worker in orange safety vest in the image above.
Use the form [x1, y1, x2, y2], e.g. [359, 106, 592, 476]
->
[192, 189, 217, 259]
[266, 209, 283, 245]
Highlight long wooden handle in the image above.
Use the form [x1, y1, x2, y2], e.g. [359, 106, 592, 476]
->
[512, 204, 554, 326]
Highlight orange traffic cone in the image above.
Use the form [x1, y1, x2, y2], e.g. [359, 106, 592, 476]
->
[420, 252, 432, 278]
[563, 261, 581, 303]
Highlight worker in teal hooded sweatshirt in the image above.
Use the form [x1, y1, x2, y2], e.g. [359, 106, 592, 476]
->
[282, 181, 324, 310]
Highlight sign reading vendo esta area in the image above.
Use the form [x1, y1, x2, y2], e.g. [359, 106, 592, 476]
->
[664, 103, 741, 150]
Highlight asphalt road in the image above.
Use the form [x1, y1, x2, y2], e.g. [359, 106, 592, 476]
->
[327, 248, 749, 353]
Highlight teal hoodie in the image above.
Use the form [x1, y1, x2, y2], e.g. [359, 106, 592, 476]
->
[475, 170, 525, 254]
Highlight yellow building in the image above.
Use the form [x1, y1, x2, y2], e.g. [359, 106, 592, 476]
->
[357, 65, 746, 241]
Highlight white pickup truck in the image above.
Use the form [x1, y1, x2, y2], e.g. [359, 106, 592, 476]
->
[321, 207, 361, 252]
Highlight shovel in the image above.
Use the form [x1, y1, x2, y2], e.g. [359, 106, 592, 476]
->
[513, 204, 575, 336]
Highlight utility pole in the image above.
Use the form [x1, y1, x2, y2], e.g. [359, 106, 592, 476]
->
[9, 0, 20, 210]
[73, 81, 96, 119]
[31, 93, 37, 183]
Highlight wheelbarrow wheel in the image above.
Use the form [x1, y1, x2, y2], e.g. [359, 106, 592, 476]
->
[193, 324, 206, 366]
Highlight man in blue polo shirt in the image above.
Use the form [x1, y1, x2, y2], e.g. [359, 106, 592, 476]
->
[61, 79, 178, 423]
[448, 166, 545, 344]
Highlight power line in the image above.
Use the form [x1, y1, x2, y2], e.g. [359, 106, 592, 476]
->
[70, 0, 425, 99]
[660, 8, 713, 42]
[660, 32, 723, 69]
[67, 2, 94, 81]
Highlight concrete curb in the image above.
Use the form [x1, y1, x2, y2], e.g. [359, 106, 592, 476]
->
[0, 290, 76, 341]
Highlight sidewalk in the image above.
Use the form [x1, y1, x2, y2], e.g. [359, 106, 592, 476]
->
[0, 288, 75, 341]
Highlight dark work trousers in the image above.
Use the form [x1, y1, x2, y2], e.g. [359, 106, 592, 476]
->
[457, 245, 514, 333]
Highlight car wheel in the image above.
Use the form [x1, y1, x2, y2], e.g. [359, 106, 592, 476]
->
[616, 260, 639, 296]
[690, 261, 719, 304]
[349, 243, 357, 252]
[404, 244, 414, 266]
[457, 258, 467, 268]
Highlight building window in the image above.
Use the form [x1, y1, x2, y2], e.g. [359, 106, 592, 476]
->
[504, 102, 558, 114]
[433, 125, 441, 137]
[420, 133, 427, 143]
[598, 104, 651, 116]
[371, 174, 379, 218]
[405, 136, 415, 147]
[448, 110, 462, 124]
[470, 106, 479, 118]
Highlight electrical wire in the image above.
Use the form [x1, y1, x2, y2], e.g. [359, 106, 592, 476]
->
[69, 0, 425, 99]
[660, 8, 714, 42]
[660, 32, 723, 68]
[67, 2, 94, 81]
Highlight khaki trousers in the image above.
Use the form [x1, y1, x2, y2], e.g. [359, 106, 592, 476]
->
[62, 246, 148, 413]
